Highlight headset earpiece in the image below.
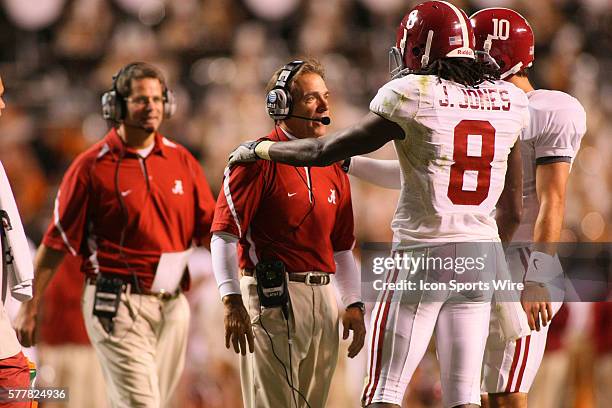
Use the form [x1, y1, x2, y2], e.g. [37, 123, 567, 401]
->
[266, 88, 291, 121]
[266, 60, 304, 121]
[101, 89, 121, 122]
[101, 64, 133, 122]
[163, 89, 176, 118]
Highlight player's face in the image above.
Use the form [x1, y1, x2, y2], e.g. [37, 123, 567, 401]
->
[0, 76, 6, 117]
[286, 73, 330, 139]
[124, 78, 164, 133]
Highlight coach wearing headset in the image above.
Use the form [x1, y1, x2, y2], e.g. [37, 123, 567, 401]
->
[14, 62, 216, 407]
[211, 58, 366, 408]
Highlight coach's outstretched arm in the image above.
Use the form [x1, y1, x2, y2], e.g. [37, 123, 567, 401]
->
[14, 245, 66, 347]
[229, 112, 405, 167]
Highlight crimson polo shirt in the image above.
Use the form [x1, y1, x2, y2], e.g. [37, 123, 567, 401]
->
[39, 254, 89, 345]
[43, 128, 216, 290]
[212, 127, 355, 273]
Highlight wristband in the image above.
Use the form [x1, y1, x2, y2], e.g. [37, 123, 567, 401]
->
[524, 251, 559, 284]
[341, 158, 352, 173]
[347, 301, 365, 314]
[254, 140, 275, 161]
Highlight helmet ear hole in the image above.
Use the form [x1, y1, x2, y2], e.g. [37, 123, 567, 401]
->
[412, 47, 421, 57]
[498, 55, 511, 70]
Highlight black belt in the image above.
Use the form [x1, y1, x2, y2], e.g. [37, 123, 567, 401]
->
[87, 275, 180, 301]
[241, 269, 331, 286]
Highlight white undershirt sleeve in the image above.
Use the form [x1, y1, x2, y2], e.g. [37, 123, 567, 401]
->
[332, 250, 361, 307]
[211, 232, 241, 298]
[348, 157, 401, 190]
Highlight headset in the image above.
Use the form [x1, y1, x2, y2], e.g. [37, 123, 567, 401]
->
[266, 60, 304, 121]
[101, 62, 177, 122]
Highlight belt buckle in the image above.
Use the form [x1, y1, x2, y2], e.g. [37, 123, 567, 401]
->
[153, 289, 173, 301]
[304, 272, 330, 286]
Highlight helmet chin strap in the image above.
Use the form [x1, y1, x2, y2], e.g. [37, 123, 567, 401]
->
[501, 61, 523, 79]
[389, 46, 404, 78]
[478, 36, 501, 70]
[484, 35, 493, 54]
[420, 30, 434, 68]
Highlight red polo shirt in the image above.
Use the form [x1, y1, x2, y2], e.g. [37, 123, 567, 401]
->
[593, 302, 612, 354]
[211, 127, 355, 273]
[39, 254, 89, 345]
[42, 128, 216, 289]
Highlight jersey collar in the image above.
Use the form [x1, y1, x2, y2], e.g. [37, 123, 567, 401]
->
[105, 128, 168, 158]
[267, 126, 296, 142]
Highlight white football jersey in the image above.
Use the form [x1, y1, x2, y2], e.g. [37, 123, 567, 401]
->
[512, 89, 586, 242]
[369, 74, 529, 246]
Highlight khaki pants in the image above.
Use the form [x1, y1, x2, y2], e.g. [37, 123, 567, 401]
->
[37, 344, 109, 408]
[595, 353, 612, 408]
[82, 283, 190, 408]
[527, 350, 570, 408]
[240, 276, 339, 408]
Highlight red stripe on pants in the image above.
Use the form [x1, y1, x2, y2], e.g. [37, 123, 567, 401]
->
[363, 267, 399, 405]
[505, 337, 522, 393]
[514, 335, 531, 392]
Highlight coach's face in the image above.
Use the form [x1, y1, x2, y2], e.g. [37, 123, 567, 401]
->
[124, 78, 164, 133]
[285, 73, 329, 139]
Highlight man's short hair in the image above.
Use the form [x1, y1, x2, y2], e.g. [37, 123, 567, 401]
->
[265, 58, 325, 99]
[115, 62, 167, 97]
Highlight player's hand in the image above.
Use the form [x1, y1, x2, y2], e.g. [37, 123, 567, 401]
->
[14, 301, 38, 347]
[228, 141, 260, 166]
[223, 294, 254, 355]
[342, 306, 366, 358]
[520, 282, 553, 331]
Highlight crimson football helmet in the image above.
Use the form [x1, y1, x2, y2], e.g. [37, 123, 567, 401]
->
[390, 1, 475, 77]
[470, 8, 535, 79]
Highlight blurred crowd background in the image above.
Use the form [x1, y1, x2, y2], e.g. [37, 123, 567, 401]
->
[0, 0, 610, 407]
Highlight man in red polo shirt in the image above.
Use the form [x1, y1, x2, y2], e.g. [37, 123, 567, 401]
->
[14, 62, 215, 407]
[211, 59, 366, 408]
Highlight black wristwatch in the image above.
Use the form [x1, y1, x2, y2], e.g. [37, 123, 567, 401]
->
[340, 157, 352, 173]
[347, 301, 365, 314]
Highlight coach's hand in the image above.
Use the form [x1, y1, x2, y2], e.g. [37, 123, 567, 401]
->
[342, 305, 366, 358]
[14, 301, 39, 347]
[228, 141, 260, 166]
[520, 282, 552, 331]
[223, 294, 254, 355]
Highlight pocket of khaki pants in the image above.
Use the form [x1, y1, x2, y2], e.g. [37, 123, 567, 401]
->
[245, 279, 291, 337]
[88, 296, 135, 342]
[256, 307, 289, 338]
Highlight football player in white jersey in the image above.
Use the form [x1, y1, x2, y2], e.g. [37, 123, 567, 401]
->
[228, 2, 530, 407]
[342, 7, 587, 408]
[472, 8, 586, 408]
